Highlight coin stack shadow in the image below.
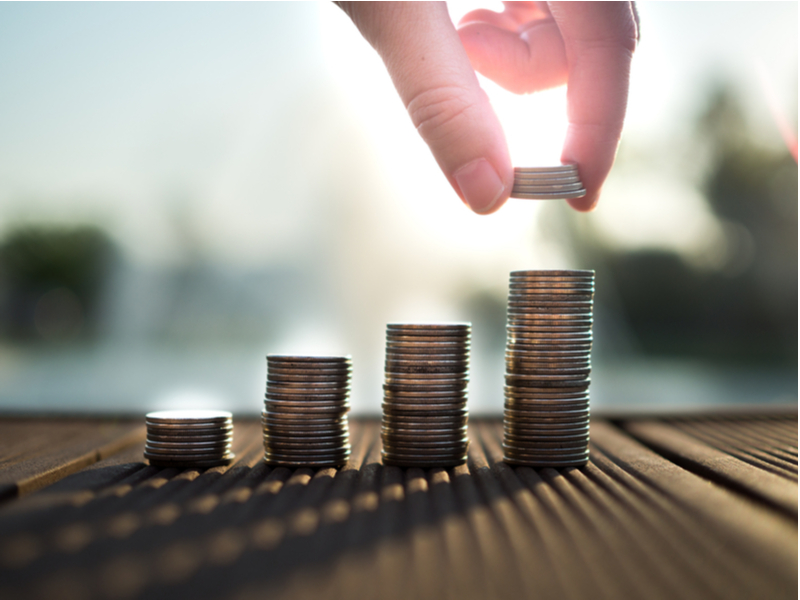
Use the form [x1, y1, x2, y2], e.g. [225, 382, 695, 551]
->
[381, 323, 471, 468]
[263, 355, 352, 467]
[144, 410, 234, 468]
[511, 164, 586, 200]
[503, 270, 594, 467]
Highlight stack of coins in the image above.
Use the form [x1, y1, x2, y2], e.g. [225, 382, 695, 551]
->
[510, 164, 586, 200]
[263, 355, 352, 467]
[144, 410, 234, 468]
[381, 323, 471, 468]
[503, 270, 594, 467]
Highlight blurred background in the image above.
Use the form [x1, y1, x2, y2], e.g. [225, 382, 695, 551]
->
[0, 1, 795, 416]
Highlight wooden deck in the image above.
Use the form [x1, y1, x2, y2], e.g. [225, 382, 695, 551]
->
[0, 414, 796, 600]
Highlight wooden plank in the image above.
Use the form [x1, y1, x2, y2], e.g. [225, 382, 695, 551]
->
[623, 420, 797, 516]
[0, 417, 795, 600]
[0, 419, 145, 502]
[591, 420, 797, 593]
[675, 420, 797, 480]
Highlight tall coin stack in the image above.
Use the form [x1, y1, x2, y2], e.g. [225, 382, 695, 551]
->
[503, 270, 594, 467]
[263, 355, 352, 467]
[511, 164, 586, 200]
[144, 410, 234, 468]
[381, 323, 471, 468]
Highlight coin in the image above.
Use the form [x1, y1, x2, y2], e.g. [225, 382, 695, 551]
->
[502, 269, 595, 466]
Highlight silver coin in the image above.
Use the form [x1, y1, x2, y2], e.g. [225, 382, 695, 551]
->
[265, 440, 349, 453]
[504, 402, 589, 414]
[267, 376, 351, 387]
[510, 189, 587, 200]
[267, 366, 350, 377]
[144, 421, 231, 432]
[504, 389, 590, 401]
[386, 332, 471, 342]
[505, 358, 591, 370]
[145, 438, 232, 449]
[502, 447, 590, 460]
[383, 402, 468, 413]
[383, 414, 468, 425]
[508, 271, 595, 283]
[264, 430, 349, 442]
[506, 310, 593, 319]
[264, 454, 349, 467]
[384, 386, 468, 397]
[512, 176, 581, 187]
[504, 393, 589, 405]
[384, 363, 469, 375]
[507, 341, 592, 351]
[267, 354, 351, 362]
[512, 183, 585, 194]
[504, 429, 589, 442]
[386, 343, 470, 352]
[506, 320, 590, 329]
[503, 445, 589, 458]
[503, 456, 588, 468]
[145, 409, 232, 424]
[385, 370, 469, 381]
[506, 364, 591, 375]
[504, 416, 591, 428]
[387, 322, 470, 330]
[261, 428, 347, 438]
[381, 429, 467, 441]
[263, 427, 349, 439]
[144, 424, 232, 435]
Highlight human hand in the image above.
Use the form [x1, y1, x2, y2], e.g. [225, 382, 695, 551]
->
[336, 2, 638, 214]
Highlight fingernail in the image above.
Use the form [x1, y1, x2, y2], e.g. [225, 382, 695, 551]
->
[454, 158, 504, 214]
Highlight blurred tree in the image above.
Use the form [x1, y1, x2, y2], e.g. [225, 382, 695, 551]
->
[576, 82, 797, 364]
[0, 226, 117, 342]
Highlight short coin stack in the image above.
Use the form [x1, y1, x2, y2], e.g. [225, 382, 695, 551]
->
[503, 270, 594, 467]
[144, 410, 234, 468]
[511, 164, 586, 200]
[381, 323, 471, 468]
[263, 355, 352, 467]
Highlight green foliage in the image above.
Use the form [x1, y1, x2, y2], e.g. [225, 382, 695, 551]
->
[0, 225, 117, 341]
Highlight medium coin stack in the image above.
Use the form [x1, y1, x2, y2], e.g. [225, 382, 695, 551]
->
[381, 323, 471, 468]
[144, 410, 234, 468]
[503, 270, 594, 467]
[511, 164, 586, 200]
[263, 355, 352, 467]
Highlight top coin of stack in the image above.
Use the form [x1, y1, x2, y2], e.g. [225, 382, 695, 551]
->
[144, 410, 234, 468]
[511, 164, 586, 200]
[381, 323, 471, 468]
[503, 270, 594, 468]
[263, 355, 352, 467]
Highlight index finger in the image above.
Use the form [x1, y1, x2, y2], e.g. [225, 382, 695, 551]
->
[548, 1, 638, 211]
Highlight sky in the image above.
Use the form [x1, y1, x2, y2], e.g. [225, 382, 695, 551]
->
[0, 1, 796, 272]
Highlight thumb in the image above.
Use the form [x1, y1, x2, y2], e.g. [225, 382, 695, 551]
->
[337, 2, 513, 214]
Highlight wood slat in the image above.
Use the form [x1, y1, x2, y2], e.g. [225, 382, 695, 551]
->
[623, 420, 798, 516]
[0, 419, 145, 502]
[590, 420, 797, 590]
[0, 416, 795, 600]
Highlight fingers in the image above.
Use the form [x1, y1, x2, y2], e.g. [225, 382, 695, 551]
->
[337, 1, 513, 214]
[457, 1, 636, 212]
[549, 1, 638, 211]
[458, 18, 567, 94]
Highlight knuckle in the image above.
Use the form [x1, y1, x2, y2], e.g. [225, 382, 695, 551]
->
[406, 84, 477, 144]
